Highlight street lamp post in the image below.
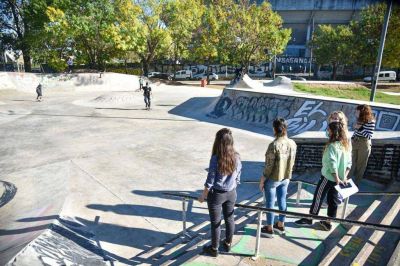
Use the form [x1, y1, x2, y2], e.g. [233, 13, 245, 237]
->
[370, 0, 393, 102]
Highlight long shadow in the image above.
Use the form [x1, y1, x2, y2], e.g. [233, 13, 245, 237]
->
[0, 111, 196, 122]
[168, 97, 275, 136]
[95, 107, 147, 111]
[86, 203, 207, 222]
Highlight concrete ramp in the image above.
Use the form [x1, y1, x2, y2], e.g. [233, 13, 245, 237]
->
[208, 87, 400, 134]
[0, 72, 140, 93]
[230, 74, 293, 91]
[263, 75, 293, 90]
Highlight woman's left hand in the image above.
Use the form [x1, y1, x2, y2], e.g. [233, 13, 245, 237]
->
[198, 196, 205, 203]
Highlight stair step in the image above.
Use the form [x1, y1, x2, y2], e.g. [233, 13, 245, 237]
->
[352, 196, 400, 265]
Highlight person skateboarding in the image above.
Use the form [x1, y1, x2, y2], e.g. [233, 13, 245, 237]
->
[142, 82, 152, 110]
[36, 83, 43, 102]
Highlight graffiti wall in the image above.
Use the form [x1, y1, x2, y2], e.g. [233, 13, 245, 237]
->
[209, 89, 400, 133]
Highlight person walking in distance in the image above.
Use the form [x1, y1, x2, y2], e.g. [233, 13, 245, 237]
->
[350, 105, 375, 184]
[198, 128, 242, 257]
[139, 76, 143, 91]
[142, 82, 152, 110]
[36, 83, 43, 102]
[295, 122, 352, 231]
[259, 118, 297, 238]
[67, 57, 73, 73]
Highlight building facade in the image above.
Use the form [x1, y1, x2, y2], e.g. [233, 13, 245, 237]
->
[259, 0, 383, 74]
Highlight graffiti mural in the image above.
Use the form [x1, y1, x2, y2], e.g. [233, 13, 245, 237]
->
[287, 100, 328, 133]
[209, 89, 400, 134]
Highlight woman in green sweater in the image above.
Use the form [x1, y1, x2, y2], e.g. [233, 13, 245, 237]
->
[295, 121, 352, 231]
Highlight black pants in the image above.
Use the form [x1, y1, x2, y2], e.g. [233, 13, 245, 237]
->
[309, 176, 340, 218]
[207, 189, 236, 249]
[144, 96, 151, 108]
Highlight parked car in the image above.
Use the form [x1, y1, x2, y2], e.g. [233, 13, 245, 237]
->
[363, 71, 396, 83]
[193, 72, 219, 80]
[147, 72, 161, 78]
[152, 73, 172, 80]
[172, 70, 192, 80]
[285, 75, 306, 81]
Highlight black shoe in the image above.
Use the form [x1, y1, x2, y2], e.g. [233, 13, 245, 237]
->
[273, 223, 285, 235]
[295, 218, 313, 226]
[222, 240, 231, 252]
[319, 221, 332, 231]
[202, 245, 218, 257]
[261, 225, 274, 238]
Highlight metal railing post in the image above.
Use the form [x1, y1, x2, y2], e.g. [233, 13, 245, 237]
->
[341, 197, 349, 219]
[182, 197, 187, 238]
[296, 181, 302, 206]
[252, 210, 263, 260]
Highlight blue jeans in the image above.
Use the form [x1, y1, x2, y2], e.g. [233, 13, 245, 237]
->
[264, 178, 289, 225]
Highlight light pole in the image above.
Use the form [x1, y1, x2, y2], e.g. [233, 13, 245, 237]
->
[370, 0, 393, 102]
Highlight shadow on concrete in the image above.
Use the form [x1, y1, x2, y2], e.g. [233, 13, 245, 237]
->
[95, 107, 148, 111]
[86, 203, 207, 222]
[0, 111, 196, 122]
[169, 97, 274, 136]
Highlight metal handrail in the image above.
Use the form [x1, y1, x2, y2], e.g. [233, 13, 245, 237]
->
[163, 192, 400, 234]
[242, 180, 400, 195]
[163, 191, 400, 259]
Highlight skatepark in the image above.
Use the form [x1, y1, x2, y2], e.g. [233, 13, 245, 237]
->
[0, 72, 399, 265]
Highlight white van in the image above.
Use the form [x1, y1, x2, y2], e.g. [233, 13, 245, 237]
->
[173, 70, 192, 80]
[364, 71, 396, 82]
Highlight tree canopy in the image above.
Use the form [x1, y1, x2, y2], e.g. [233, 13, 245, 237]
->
[1, 0, 292, 74]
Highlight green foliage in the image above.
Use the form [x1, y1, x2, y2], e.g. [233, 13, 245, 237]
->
[312, 2, 400, 76]
[224, 1, 291, 68]
[190, 0, 290, 72]
[135, 0, 172, 75]
[0, 0, 52, 71]
[293, 83, 400, 105]
[311, 24, 353, 80]
[44, 0, 143, 69]
[351, 3, 400, 68]
[163, 0, 204, 62]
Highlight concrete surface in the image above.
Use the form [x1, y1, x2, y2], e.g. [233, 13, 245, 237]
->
[0, 75, 272, 265]
[1, 73, 399, 265]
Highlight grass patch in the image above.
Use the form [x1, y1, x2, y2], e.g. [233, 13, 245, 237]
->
[293, 83, 400, 105]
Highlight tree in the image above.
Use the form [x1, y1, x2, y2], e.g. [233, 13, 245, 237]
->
[224, 0, 291, 72]
[189, 1, 231, 84]
[45, 0, 143, 70]
[311, 24, 353, 80]
[351, 3, 400, 70]
[163, 0, 204, 78]
[0, 0, 52, 72]
[136, 0, 171, 76]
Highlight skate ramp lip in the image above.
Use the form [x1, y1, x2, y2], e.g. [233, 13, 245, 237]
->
[0, 72, 140, 93]
[229, 74, 293, 91]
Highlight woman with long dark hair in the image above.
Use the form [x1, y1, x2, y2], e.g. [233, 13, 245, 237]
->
[198, 128, 241, 257]
[350, 104, 375, 184]
[295, 122, 352, 231]
[259, 118, 297, 237]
